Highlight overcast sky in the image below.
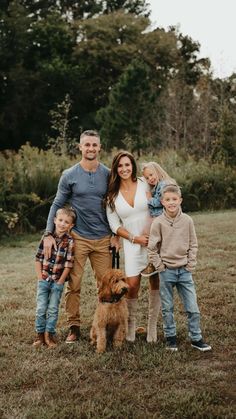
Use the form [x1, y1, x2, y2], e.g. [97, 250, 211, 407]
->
[148, 0, 236, 79]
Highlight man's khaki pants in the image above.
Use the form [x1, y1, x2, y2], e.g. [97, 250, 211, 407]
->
[65, 231, 112, 327]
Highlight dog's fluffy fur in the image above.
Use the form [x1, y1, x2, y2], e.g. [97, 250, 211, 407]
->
[90, 269, 129, 353]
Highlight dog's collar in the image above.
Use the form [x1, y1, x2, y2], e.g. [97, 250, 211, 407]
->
[100, 294, 123, 304]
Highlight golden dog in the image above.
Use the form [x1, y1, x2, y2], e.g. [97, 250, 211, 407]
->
[90, 269, 129, 353]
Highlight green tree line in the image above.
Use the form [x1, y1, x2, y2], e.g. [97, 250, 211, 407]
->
[1, 0, 236, 164]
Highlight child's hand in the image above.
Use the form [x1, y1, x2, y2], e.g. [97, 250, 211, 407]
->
[135, 235, 149, 247]
[146, 191, 152, 200]
[57, 279, 65, 285]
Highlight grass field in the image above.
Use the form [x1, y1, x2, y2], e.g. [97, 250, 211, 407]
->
[0, 211, 236, 419]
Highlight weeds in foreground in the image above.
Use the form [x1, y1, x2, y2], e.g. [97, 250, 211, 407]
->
[0, 211, 236, 418]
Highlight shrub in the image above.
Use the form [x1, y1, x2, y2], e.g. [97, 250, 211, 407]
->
[139, 150, 236, 211]
[0, 146, 235, 236]
[0, 144, 76, 235]
[0, 209, 19, 236]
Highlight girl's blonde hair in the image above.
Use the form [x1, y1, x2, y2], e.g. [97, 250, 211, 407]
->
[141, 161, 176, 184]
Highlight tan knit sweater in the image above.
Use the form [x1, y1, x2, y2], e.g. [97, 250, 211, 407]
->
[147, 208, 198, 272]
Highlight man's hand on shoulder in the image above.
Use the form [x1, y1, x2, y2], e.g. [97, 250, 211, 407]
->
[43, 233, 57, 259]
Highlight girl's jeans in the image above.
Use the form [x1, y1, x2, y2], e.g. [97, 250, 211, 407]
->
[159, 267, 202, 341]
[35, 280, 64, 334]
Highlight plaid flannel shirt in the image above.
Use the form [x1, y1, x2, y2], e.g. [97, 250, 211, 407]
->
[35, 232, 74, 282]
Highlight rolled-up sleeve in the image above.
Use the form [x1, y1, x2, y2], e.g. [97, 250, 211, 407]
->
[106, 205, 122, 234]
[46, 171, 72, 233]
[186, 219, 198, 271]
[147, 221, 166, 272]
[35, 238, 44, 262]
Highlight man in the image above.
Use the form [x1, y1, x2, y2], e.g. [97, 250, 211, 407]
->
[43, 130, 117, 343]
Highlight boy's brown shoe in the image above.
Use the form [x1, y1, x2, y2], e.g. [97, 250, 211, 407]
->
[44, 331, 57, 349]
[32, 332, 45, 347]
[65, 325, 80, 343]
[141, 263, 158, 277]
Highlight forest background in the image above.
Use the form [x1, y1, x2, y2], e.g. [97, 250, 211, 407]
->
[1, 0, 236, 237]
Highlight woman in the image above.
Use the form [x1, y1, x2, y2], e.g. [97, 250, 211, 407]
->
[106, 151, 161, 342]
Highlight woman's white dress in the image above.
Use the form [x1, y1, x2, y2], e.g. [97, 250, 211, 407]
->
[106, 178, 152, 276]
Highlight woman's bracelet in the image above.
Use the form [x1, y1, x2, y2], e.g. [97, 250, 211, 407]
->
[128, 233, 135, 244]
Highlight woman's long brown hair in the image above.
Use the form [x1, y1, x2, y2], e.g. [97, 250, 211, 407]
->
[105, 151, 137, 211]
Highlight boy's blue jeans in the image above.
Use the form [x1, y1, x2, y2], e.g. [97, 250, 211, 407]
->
[35, 280, 64, 334]
[159, 267, 202, 341]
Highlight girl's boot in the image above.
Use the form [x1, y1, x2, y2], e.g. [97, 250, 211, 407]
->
[147, 290, 161, 343]
[126, 298, 138, 342]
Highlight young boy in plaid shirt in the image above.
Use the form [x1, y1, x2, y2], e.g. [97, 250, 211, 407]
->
[32, 207, 76, 348]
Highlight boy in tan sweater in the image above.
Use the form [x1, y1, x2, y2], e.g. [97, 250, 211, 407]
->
[147, 184, 211, 352]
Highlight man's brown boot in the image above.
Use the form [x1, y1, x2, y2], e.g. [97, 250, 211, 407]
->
[65, 325, 80, 343]
[32, 332, 45, 347]
[44, 331, 57, 349]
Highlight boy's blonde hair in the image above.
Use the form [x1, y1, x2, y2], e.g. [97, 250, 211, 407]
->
[141, 161, 175, 183]
[161, 184, 182, 198]
[55, 207, 77, 224]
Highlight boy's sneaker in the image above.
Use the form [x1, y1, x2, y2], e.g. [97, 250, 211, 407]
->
[166, 336, 178, 352]
[141, 263, 158, 277]
[191, 339, 212, 352]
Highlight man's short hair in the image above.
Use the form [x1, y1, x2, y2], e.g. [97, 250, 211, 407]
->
[161, 184, 182, 198]
[80, 130, 100, 143]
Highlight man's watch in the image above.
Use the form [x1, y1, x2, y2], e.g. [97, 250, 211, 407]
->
[44, 231, 52, 237]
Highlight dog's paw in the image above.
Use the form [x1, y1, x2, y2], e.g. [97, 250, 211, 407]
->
[96, 347, 105, 354]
